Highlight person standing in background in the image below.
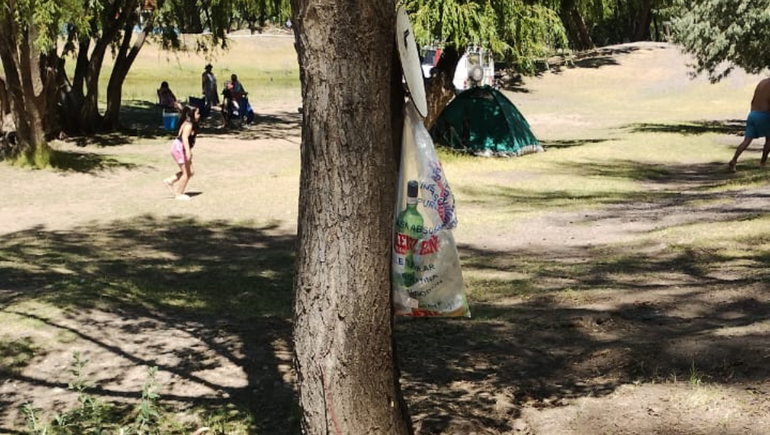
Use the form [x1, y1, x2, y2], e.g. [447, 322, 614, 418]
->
[202, 64, 219, 108]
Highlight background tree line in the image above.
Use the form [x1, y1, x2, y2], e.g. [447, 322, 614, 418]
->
[0, 0, 291, 166]
[0, 0, 765, 165]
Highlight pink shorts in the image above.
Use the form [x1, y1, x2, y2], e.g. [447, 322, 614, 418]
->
[170, 138, 186, 164]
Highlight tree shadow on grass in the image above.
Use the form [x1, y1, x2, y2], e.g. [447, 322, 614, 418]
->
[62, 102, 300, 147]
[0, 216, 299, 434]
[119, 101, 300, 142]
[48, 148, 138, 173]
[556, 159, 770, 190]
[625, 119, 745, 136]
[397, 156, 770, 433]
[500, 46, 633, 90]
[543, 45, 646, 76]
[539, 138, 612, 150]
[4, 153, 770, 434]
[396, 232, 770, 433]
[46, 102, 300, 174]
[197, 111, 301, 142]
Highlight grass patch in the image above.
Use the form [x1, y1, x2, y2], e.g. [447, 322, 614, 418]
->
[100, 35, 300, 107]
[0, 216, 296, 319]
[0, 336, 37, 375]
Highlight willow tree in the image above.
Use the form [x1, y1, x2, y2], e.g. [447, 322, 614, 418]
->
[0, 0, 88, 165]
[1, 0, 290, 164]
[492, 0, 568, 73]
[402, 0, 567, 126]
[670, 0, 770, 82]
[290, 0, 413, 433]
[62, 0, 235, 133]
[231, 0, 292, 32]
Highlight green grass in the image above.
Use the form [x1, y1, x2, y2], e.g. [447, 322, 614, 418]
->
[72, 34, 301, 107]
[0, 336, 37, 375]
[1, 216, 296, 319]
[106, 36, 299, 104]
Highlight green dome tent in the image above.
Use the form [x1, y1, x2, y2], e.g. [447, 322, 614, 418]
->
[431, 86, 543, 157]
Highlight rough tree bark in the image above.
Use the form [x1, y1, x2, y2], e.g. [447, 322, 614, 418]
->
[290, 0, 414, 434]
[424, 47, 459, 130]
[0, 8, 50, 160]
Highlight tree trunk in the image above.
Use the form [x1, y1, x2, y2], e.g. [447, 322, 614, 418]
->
[0, 9, 50, 163]
[290, 0, 413, 434]
[424, 47, 459, 130]
[570, 8, 594, 50]
[63, 2, 134, 134]
[633, 0, 653, 41]
[103, 19, 149, 130]
[0, 78, 10, 115]
[78, 37, 113, 134]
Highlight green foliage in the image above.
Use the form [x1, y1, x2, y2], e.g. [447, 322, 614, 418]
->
[689, 360, 703, 386]
[22, 352, 167, 435]
[670, 0, 770, 82]
[404, 0, 499, 50]
[403, 0, 568, 70]
[135, 367, 162, 435]
[492, 0, 568, 73]
[0, 0, 89, 52]
[403, 0, 679, 73]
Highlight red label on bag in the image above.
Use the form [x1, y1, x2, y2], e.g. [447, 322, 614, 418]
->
[418, 235, 439, 255]
[394, 232, 419, 255]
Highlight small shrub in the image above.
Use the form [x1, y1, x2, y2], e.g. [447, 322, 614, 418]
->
[22, 352, 166, 435]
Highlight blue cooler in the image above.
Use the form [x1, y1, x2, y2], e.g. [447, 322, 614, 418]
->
[162, 111, 179, 130]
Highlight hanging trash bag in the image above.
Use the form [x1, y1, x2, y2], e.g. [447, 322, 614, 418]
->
[392, 103, 469, 318]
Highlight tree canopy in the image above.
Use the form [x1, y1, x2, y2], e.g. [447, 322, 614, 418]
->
[401, 0, 674, 74]
[670, 0, 770, 82]
[0, 0, 291, 166]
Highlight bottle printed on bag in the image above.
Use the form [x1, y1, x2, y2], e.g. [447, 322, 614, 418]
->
[394, 180, 423, 287]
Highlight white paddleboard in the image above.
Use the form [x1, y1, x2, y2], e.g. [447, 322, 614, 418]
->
[395, 6, 428, 118]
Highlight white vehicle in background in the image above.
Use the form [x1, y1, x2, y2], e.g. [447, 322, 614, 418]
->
[452, 46, 495, 92]
[420, 46, 443, 78]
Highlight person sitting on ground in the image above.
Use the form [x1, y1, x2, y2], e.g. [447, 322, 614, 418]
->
[158, 81, 183, 112]
[226, 74, 247, 102]
[729, 77, 770, 172]
[222, 74, 255, 124]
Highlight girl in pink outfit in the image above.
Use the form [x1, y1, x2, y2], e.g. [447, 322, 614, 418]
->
[164, 105, 200, 200]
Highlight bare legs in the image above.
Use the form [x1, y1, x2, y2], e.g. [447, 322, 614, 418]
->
[165, 160, 193, 199]
[164, 171, 182, 194]
[729, 136, 753, 172]
[730, 136, 770, 172]
[174, 159, 194, 199]
[761, 137, 770, 168]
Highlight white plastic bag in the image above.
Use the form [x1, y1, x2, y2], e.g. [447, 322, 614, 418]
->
[392, 103, 469, 317]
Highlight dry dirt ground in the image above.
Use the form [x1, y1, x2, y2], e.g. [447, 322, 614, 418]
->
[2, 42, 770, 435]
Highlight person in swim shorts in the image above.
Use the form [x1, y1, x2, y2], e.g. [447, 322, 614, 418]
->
[164, 105, 200, 200]
[729, 78, 770, 172]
